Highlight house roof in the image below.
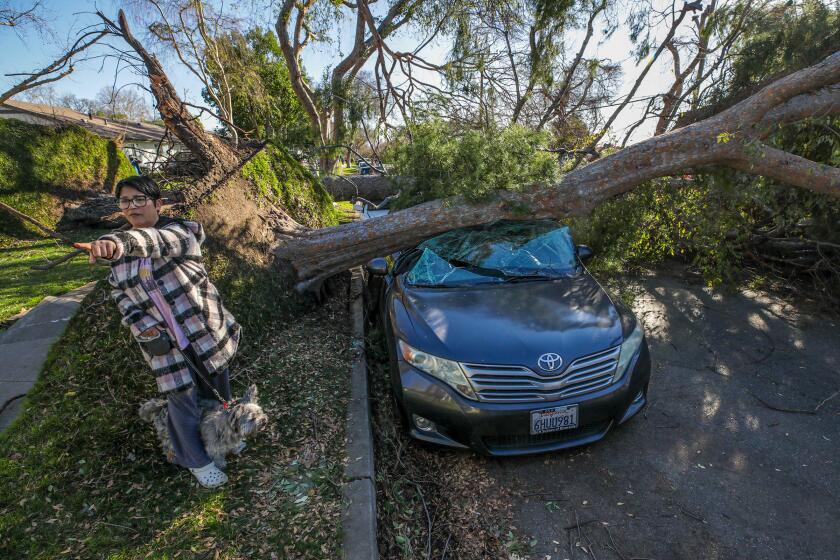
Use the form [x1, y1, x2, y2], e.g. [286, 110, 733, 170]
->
[0, 99, 172, 143]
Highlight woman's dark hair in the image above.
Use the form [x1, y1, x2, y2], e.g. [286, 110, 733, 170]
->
[115, 176, 162, 200]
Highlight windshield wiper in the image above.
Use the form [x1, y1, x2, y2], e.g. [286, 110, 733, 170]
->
[449, 259, 561, 282]
[502, 274, 556, 283]
[448, 259, 508, 279]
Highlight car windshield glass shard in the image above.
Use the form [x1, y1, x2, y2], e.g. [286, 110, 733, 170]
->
[406, 249, 488, 286]
[406, 220, 579, 286]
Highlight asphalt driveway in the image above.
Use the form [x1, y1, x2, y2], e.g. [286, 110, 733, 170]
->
[487, 272, 840, 560]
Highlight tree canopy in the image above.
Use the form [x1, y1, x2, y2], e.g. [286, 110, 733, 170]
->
[202, 28, 313, 149]
[2, 1, 839, 295]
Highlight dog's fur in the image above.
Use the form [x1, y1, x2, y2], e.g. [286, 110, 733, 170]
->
[138, 384, 267, 468]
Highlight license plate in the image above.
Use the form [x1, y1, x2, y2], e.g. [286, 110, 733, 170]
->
[530, 405, 579, 435]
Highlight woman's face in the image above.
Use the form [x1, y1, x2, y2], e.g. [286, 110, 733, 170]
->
[118, 185, 162, 228]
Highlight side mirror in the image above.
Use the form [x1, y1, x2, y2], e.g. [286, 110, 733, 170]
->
[576, 245, 594, 263]
[365, 257, 389, 276]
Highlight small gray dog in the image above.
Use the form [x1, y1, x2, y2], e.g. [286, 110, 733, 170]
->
[138, 384, 267, 468]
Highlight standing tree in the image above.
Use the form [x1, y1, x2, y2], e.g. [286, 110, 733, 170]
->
[426, 0, 620, 135]
[94, 85, 154, 120]
[614, 0, 765, 144]
[275, 0, 428, 172]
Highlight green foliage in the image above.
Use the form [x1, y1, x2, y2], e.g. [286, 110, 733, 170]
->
[579, 2, 840, 293]
[710, 0, 840, 102]
[0, 119, 135, 238]
[575, 177, 747, 284]
[388, 120, 560, 209]
[203, 28, 314, 147]
[241, 143, 338, 227]
[751, 113, 840, 242]
[577, 137, 840, 288]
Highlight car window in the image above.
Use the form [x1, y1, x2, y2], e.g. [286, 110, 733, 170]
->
[405, 220, 580, 287]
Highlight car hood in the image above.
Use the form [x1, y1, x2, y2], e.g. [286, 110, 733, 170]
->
[397, 273, 622, 371]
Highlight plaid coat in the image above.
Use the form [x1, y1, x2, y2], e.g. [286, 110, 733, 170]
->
[101, 218, 241, 393]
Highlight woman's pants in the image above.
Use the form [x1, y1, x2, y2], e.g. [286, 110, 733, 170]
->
[166, 346, 232, 469]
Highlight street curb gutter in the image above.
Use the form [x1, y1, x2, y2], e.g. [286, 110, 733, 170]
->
[342, 267, 378, 559]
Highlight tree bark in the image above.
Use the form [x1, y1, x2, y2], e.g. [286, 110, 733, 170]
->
[275, 49, 840, 291]
[321, 175, 397, 202]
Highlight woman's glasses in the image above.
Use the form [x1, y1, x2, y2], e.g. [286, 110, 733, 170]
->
[117, 195, 150, 209]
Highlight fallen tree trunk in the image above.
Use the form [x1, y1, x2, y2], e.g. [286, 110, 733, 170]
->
[321, 175, 398, 202]
[275, 49, 840, 291]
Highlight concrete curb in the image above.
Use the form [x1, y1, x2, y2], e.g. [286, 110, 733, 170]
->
[0, 281, 98, 431]
[342, 267, 378, 559]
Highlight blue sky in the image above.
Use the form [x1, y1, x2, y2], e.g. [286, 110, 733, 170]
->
[0, 0, 676, 142]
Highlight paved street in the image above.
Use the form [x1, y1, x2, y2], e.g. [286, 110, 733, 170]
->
[486, 273, 840, 559]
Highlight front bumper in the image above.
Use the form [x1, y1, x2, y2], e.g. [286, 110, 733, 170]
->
[396, 340, 651, 456]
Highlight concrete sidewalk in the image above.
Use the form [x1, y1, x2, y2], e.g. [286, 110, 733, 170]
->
[0, 282, 98, 431]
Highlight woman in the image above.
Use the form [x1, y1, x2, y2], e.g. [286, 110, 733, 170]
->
[75, 176, 241, 488]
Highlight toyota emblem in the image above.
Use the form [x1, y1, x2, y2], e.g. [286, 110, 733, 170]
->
[537, 352, 563, 372]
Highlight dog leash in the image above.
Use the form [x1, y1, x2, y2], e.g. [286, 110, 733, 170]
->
[178, 349, 233, 410]
[139, 330, 233, 410]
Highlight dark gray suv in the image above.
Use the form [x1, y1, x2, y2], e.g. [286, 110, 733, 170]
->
[366, 220, 650, 456]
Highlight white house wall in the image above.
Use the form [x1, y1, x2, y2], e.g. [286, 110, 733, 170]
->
[123, 141, 187, 169]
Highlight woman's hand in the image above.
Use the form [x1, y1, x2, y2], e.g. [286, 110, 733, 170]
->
[73, 240, 118, 263]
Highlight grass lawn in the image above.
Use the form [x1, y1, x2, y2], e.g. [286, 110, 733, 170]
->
[0, 246, 353, 558]
[332, 200, 358, 224]
[0, 232, 107, 324]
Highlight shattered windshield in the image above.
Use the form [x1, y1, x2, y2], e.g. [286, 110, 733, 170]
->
[405, 220, 580, 287]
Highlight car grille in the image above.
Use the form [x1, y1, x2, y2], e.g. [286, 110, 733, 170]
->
[461, 346, 620, 403]
[483, 421, 611, 451]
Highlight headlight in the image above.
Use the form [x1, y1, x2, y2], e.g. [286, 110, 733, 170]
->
[398, 340, 476, 399]
[614, 321, 644, 382]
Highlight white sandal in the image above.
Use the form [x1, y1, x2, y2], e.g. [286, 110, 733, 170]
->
[189, 462, 228, 488]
